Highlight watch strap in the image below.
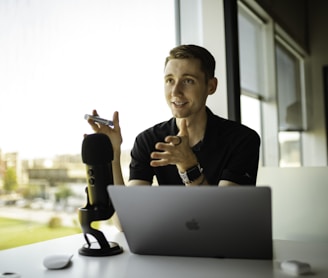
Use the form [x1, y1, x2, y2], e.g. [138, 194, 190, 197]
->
[179, 163, 203, 184]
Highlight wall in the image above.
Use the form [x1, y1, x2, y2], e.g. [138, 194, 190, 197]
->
[303, 0, 328, 166]
[179, 0, 229, 118]
[255, 0, 308, 50]
[257, 167, 328, 242]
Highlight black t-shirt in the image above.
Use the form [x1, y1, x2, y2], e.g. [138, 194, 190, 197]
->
[129, 107, 260, 185]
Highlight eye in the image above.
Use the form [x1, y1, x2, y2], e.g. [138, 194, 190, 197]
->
[183, 78, 195, 85]
[165, 78, 174, 85]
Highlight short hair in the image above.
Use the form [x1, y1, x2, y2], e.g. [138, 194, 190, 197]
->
[165, 44, 216, 81]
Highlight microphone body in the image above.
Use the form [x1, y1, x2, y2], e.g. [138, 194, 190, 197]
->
[82, 133, 114, 211]
[78, 133, 123, 256]
[85, 164, 112, 208]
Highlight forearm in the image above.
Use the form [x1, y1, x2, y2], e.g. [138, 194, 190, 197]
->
[111, 212, 123, 231]
[110, 150, 124, 231]
[112, 150, 125, 185]
[180, 165, 238, 187]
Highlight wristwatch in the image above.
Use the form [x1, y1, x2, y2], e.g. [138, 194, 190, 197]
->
[179, 163, 203, 184]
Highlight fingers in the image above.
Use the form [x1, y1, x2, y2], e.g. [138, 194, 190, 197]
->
[85, 110, 123, 152]
[151, 135, 184, 167]
[173, 136, 182, 146]
[87, 110, 118, 133]
[112, 111, 120, 129]
[153, 119, 189, 166]
[165, 135, 182, 146]
[151, 119, 196, 168]
[164, 118, 188, 146]
[163, 119, 188, 146]
[150, 159, 168, 167]
[150, 140, 172, 166]
[86, 109, 99, 130]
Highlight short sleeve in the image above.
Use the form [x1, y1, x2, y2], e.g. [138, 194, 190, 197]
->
[220, 130, 260, 185]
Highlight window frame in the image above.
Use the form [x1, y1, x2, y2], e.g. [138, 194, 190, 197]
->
[238, 0, 309, 167]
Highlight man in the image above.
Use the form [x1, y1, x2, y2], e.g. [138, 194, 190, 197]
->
[88, 44, 260, 187]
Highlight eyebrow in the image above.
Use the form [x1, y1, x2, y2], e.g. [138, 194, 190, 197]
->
[164, 73, 200, 79]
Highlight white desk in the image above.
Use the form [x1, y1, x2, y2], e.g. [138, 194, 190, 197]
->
[1, 228, 327, 278]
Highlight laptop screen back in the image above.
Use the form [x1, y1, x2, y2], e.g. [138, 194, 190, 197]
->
[108, 186, 272, 260]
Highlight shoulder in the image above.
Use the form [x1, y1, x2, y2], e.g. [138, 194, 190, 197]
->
[207, 108, 260, 144]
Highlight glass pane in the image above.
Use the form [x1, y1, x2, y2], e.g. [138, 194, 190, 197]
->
[276, 43, 303, 131]
[238, 9, 264, 95]
[278, 131, 302, 167]
[0, 0, 176, 249]
[241, 95, 262, 137]
[241, 94, 263, 165]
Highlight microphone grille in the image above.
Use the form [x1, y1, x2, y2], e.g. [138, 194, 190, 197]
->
[82, 133, 113, 164]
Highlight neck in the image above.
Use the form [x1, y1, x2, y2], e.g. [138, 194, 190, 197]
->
[176, 109, 207, 147]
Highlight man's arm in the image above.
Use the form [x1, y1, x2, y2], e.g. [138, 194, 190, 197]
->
[150, 119, 243, 187]
[219, 180, 239, 186]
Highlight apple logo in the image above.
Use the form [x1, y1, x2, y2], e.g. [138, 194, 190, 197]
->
[185, 218, 200, 230]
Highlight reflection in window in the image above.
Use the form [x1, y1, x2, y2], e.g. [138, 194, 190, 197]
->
[238, 4, 265, 166]
[275, 40, 305, 166]
[276, 42, 304, 131]
[278, 131, 302, 167]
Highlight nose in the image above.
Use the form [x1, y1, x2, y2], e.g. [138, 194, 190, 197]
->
[171, 80, 183, 97]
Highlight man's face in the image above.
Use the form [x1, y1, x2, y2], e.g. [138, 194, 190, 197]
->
[164, 58, 216, 119]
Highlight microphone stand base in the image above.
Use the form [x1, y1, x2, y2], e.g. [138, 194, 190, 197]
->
[79, 241, 123, 257]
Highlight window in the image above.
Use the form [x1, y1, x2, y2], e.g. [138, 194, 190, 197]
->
[238, 3, 267, 164]
[240, 95, 262, 137]
[276, 41, 305, 131]
[275, 37, 306, 166]
[0, 0, 176, 249]
[238, 1, 308, 168]
[238, 6, 265, 98]
[278, 131, 302, 167]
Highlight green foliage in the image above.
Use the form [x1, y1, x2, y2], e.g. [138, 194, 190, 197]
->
[0, 217, 81, 250]
[55, 184, 73, 202]
[48, 216, 62, 228]
[20, 184, 42, 200]
[3, 167, 18, 193]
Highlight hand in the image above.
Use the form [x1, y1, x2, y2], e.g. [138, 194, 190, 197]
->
[150, 119, 198, 171]
[87, 109, 123, 153]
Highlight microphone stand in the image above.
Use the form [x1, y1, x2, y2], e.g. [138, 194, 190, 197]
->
[78, 187, 123, 256]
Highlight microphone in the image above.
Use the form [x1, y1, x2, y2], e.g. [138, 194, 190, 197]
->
[78, 133, 123, 257]
[82, 133, 114, 211]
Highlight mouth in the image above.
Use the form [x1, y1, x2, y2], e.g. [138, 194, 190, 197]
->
[171, 101, 188, 107]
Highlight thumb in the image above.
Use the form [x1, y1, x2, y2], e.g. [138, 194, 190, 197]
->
[177, 119, 189, 137]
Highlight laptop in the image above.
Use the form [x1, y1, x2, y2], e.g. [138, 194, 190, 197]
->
[108, 186, 272, 260]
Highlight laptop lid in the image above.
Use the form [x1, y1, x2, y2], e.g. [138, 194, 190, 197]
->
[108, 186, 272, 260]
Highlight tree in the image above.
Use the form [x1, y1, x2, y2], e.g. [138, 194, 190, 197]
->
[4, 167, 18, 193]
[55, 184, 73, 208]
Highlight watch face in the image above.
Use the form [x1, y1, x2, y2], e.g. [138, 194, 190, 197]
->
[187, 166, 202, 182]
[179, 164, 203, 184]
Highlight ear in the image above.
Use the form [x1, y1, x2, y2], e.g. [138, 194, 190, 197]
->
[207, 77, 218, 95]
